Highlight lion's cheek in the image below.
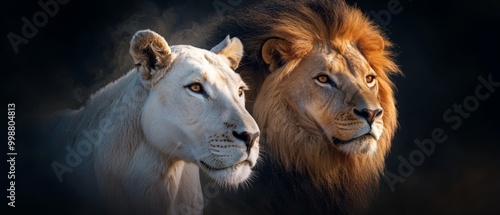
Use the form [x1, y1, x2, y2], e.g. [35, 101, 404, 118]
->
[140, 95, 195, 154]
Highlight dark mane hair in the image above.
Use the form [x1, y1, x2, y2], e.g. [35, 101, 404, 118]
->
[205, 0, 398, 101]
[203, 0, 400, 214]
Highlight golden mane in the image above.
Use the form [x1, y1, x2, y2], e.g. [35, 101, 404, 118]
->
[254, 0, 399, 177]
[204, 0, 400, 213]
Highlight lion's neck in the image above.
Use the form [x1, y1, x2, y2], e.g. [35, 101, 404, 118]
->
[122, 142, 202, 214]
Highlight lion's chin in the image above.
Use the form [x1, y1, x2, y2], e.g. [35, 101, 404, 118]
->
[199, 161, 252, 187]
[334, 134, 378, 156]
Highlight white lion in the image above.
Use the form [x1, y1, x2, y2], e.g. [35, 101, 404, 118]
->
[50, 29, 260, 214]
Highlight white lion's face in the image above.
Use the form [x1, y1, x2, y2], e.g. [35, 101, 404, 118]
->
[139, 41, 260, 187]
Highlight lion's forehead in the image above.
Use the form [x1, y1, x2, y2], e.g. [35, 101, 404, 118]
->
[170, 46, 243, 87]
[325, 44, 371, 77]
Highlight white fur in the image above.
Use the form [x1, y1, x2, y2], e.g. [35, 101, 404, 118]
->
[53, 30, 259, 214]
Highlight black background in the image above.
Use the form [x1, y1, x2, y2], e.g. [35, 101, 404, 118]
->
[2, 0, 500, 214]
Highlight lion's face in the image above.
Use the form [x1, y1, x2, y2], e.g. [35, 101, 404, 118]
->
[131, 31, 260, 186]
[267, 43, 383, 155]
[211, 1, 400, 207]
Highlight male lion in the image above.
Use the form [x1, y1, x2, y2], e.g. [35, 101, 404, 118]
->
[51, 29, 260, 214]
[202, 0, 400, 214]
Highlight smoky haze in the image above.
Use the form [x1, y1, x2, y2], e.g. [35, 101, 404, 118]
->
[1, 0, 499, 214]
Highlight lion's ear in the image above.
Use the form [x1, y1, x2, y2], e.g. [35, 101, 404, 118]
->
[210, 35, 243, 70]
[261, 38, 292, 72]
[129, 29, 173, 88]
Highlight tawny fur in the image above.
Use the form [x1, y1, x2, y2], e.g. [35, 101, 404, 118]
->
[202, 0, 400, 214]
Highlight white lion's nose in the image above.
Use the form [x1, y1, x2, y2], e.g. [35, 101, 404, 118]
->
[232, 131, 259, 152]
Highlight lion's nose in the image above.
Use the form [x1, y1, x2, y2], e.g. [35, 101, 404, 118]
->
[353, 108, 383, 125]
[232, 131, 259, 151]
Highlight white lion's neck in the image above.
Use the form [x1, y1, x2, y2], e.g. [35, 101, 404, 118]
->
[57, 69, 148, 141]
[85, 69, 148, 123]
[124, 143, 203, 214]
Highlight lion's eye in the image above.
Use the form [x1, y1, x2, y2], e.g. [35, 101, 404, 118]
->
[316, 75, 330, 83]
[238, 87, 244, 97]
[366, 75, 376, 87]
[188, 83, 203, 93]
[315, 74, 337, 88]
[366, 75, 374, 83]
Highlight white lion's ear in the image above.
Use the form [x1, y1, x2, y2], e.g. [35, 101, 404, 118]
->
[130, 29, 173, 88]
[210, 35, 243, 70]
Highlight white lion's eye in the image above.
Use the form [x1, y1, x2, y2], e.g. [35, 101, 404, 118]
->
[366, 75, 376, 88]
[188, 83, 203, 93]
